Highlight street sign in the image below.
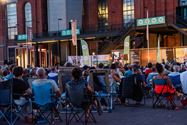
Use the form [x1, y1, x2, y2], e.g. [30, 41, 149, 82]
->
[137, 16, 165, 26]
[61, 29, 80, 36]
[17, 34, 27, 41]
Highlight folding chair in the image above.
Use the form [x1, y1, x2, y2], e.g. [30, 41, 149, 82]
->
[0, 79, 22, 125]
[66, 81, 96, 125]
[152, 78, 176, 109]
[121, 75, 145, 106]
[0, 80, 13, 125]
[89, 69, 113, 112]
[32, 82, 62, 124]
[168, 73, 182, 92]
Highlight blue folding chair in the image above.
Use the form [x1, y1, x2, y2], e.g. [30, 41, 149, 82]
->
[90, 70, 113, 112]
[0, 80, 13, 125]
[32, 82, 61, 124]
[0, 79, 21, 125]
[168, 72, 182, 91]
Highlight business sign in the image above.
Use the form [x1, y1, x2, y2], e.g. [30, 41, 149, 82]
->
[137, 16, 165, 26]
[61, 29, 80, 36]
[17, 34, 27, 41]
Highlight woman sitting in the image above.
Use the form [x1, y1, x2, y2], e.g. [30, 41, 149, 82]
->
[153, 63, 183, 109]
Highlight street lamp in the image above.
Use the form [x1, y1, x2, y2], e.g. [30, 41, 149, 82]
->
[58, 18, 62, 36]
[57, 18, 62, 65]
[91, 52, 95, 66]
[145, 7, 150, 63]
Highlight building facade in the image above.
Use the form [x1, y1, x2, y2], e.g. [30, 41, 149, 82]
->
[0, 0, 186, 67]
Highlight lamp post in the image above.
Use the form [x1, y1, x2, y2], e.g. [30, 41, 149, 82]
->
[145, 7, 150, 63]
[57, 18, 62, 65]
[92, 52, 95, 67]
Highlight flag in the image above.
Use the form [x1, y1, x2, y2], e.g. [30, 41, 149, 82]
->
[124, 35, 130, 55]
[71, 20, 77, 46]
[157, 34, 161, 63]
[81, 40, 90, 65]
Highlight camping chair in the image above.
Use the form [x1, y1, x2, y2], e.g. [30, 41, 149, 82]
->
[0, 79, 22, 125]
[89, 69, 113, 112]
[152, 78, 176, 109]
[168, 73, 182, 92]
[65, 81, 96, 125]
[32, 82, 62, 124]
[121, 74, 145, 106]
[0, 80, 13, 125]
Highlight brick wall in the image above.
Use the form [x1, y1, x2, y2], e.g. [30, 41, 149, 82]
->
[135, 0, 179, 24]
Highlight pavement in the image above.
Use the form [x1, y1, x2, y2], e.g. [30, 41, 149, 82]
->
[0, 99, 187, 125]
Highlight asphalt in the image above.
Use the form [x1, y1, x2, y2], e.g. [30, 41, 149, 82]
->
[0, 99, 187, 125]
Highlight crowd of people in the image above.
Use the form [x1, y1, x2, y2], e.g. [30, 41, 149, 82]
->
[0, 60, 187, 123]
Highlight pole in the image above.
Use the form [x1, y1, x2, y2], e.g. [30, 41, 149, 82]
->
[76, 40, 78, 65]
[58, 18, 62, 65]
[146, 8, 150, 63]
[26, 26, 29, 67]
[157, 34, 161, 63]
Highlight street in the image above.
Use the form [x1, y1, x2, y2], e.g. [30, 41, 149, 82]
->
[1, 100, 186, 125]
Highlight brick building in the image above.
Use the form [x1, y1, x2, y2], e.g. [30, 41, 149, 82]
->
[0, 0, 187, 67]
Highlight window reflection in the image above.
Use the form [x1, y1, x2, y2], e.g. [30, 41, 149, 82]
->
[7, 3, 17, 40]
[98, 0, 108, 29]
[180, 0, 187, 6]
[24, 2, 32, 32]
[123, 0, 134, 26]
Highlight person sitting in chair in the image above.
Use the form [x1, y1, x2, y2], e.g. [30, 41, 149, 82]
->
[153, 63, 183, 109]
[32, 67, 61, 97]
[66, 67, 102, 116]
[12, 66, 32, 121]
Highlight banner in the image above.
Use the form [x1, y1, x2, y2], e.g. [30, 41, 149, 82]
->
[71, 20, 77, 46]
[124, 36, 130, 55]
[81, 40, 90, 65]
[157, 34, 161, 63]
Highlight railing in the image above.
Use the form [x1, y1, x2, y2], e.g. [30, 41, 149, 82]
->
[32, 23, 133, 40]
[176, 15, 187, 27]
[99, 20, 136, 53]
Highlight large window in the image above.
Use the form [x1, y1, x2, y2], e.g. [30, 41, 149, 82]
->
[24, 2, 32, 32]
[98, 0, 108, 29]
[123, 0, 134, 26]
[180, 0, 187, 6]
[7, 3, 17, 40]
